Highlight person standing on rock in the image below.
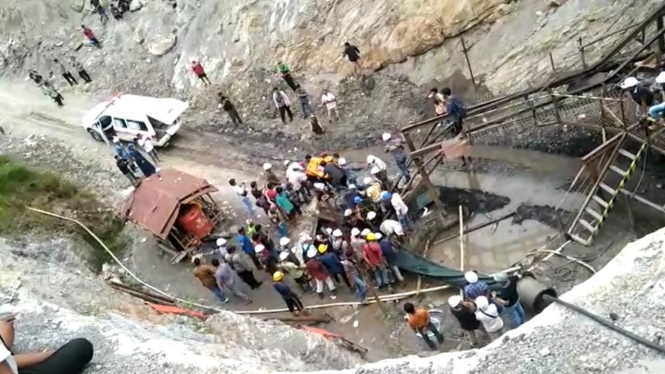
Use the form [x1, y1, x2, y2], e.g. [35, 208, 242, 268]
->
[114, 155, 138, 186]
[81, 25, 101, 48]
[90, 0, 109, 23]
[320, 89, 340, 123]
[212, 258, 252, 305]
[295, 84, 313, 119]
[190, 59, 211, 85]
[226, 245, 263, 289]
[217, 93, 242, 125]
[70, 56, 92, 83]
[38, 79, 64, 107]
[193, 257, 229, 303]
[342, 42, 361, 74]
[53, 58, 77, 86]
[404, 302, 445, 350]
[272, 87, 294, 124]
[276, 62, 298, 91]
[382, 132, 411, 181]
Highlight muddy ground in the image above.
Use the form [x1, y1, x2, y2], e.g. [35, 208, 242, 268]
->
[2, 78, 665, 360]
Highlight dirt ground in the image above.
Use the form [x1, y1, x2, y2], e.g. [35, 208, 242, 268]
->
[2, 78, 665, 360]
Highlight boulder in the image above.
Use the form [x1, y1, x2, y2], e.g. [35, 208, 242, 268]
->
[148, 34, 177, 56]
[70, 0, 85, 12]
[130, 0, 143, 12]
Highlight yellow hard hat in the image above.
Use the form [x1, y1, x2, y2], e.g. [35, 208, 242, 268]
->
[318, 244, 328, 253]
[366, 233, 376, 241]
[273, 271, 284, 282]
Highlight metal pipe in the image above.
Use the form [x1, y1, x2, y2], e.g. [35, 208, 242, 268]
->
[461, 37, 476, 88]
[543, 295, 665, 354]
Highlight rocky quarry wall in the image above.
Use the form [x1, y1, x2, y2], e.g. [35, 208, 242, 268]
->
[3, 225, 665, 373]
[0, 0, 662, 151]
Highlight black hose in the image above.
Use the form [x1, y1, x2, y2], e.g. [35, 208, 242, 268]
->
[543, 295, 665, 354]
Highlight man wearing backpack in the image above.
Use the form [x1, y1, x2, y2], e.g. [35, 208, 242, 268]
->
[442, 87, 469, 165]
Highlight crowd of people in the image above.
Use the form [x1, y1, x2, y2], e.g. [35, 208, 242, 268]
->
[112, 134, 160, 185]
[188, 145, 416, 313]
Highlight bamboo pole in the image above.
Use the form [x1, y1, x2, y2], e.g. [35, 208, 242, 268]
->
[458, 205, 465, 297]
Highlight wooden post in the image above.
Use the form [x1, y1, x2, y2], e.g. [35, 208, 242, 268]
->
[458, 205, 465, 297]
[403, 132, 447, 225]
[461, 37, 476, 88]
[550, 88, 562, 125]
[578, 37, 587, 69]
[657, 16, 665, 66]
[549, 52, 556, 73]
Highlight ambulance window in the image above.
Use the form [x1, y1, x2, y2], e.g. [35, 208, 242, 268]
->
[99, 116, 113, 130]
[126, 120, 148, 131]
[113, 117, 127, 128]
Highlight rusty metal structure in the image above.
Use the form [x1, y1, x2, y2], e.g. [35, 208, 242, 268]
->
[399, 3, 665, 246]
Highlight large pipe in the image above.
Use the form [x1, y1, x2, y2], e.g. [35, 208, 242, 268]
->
[516, 274, 558, 313]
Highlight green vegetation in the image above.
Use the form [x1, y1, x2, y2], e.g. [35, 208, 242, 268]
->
[0, 156, 125, 271]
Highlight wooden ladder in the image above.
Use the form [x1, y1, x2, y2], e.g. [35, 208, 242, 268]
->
[568, 135, 647, 246]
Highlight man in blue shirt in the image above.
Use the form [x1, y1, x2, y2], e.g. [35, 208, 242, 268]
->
[273, 271, 305, 315]
[442, 87, 469, 166]
[237, 227, 262, 270]
[376, 232, 404, 282]
[463, 271, 489, 300]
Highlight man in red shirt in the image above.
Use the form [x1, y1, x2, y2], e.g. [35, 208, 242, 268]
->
[362, 233, 390, 288]
[81, 25, 100, 48]
[191, 59, 211, 85]
[304, 248, 336, 299]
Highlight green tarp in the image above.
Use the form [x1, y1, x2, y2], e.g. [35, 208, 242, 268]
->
[395, 248, 495, 289]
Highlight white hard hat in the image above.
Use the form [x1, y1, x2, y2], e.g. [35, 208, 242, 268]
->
[307, 248, 317, 259]
[348, 184, 356, 189]
[475, 296, 489, 310]
[351, 228, 360, 236]
[325, 227, 332, 234]
[279, 251, 290, 261]
[448, 295, 463, 308]
[216, 238, 227, 247]
[370, 166, 380, 175]
[314, 182, 325, 191]
[464, 271, 479, 284]
[363, 177, 373, 185]
[367, 211, 377, 220]
[279, 237, 290, 246]
[361, 228, 371, 237]
[620, 77, 639, 89]
[255, 244, 265, 253]
[301, 234, 312, 241]
[382, 133, 392, 141]
[283, 160, 290, 166]
[344, 209, 353, 217]
[338, 158, 347, 166]
[657, 72, 665, 84]
[367, 155, 376, 163]
[332, 229, 343, 237]
[374, 232, 382, 240]
[112, 137, 120, 144]
[263, 163, 272, 170]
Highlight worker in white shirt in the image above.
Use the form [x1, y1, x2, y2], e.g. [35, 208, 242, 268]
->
[320, 89, 340, 123]
[137, 134, 159, 164]
[367, 155, 389, 187]
[384, 191, 410, 228]
[229, 178, 256, 218]
[474, 296, 504, 341]
[380, 218, 405, 239]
